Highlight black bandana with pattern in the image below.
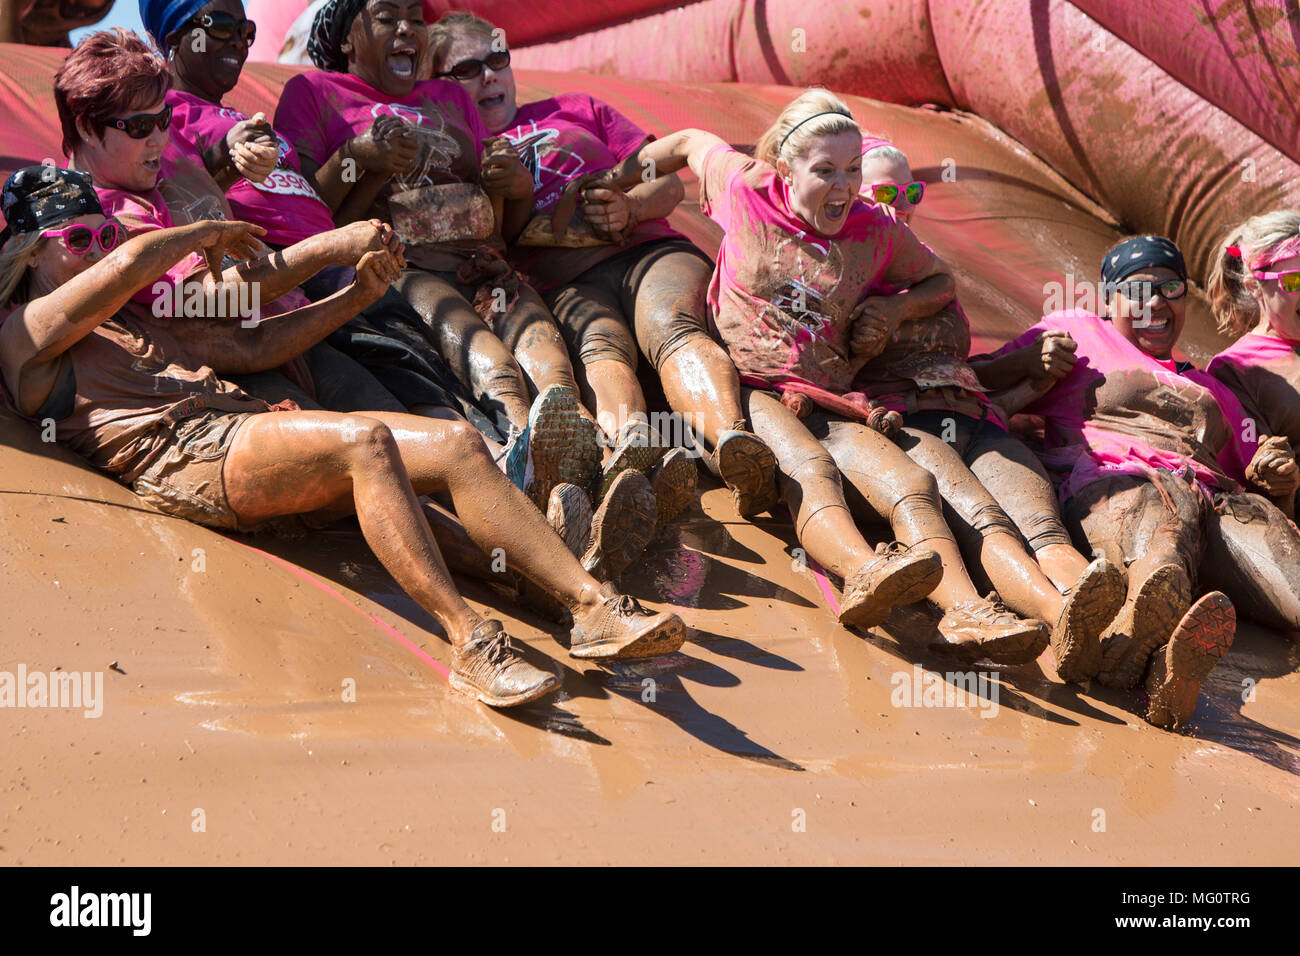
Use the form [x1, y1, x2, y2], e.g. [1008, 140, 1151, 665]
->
[0, 166, 103, 248]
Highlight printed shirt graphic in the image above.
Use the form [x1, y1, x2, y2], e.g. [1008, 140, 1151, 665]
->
[274, 70, 494, 271]
[1208, 332, 1300, 451]
[698, 145, 938, 392]
[166, 90, 336, 247]
[993, 310, 1257, 500]
[499, 93, 681, 290]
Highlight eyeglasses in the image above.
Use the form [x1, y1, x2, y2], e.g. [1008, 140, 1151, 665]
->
[106, 104, 172, 139]
[1253, 269, 1300, 294]
[869, 181, 925, 207]
[40, 221, 124, 255]
[437, 50, 511, 81]
[1112, 277, 1187, 303]
[187, 11, 257, 45]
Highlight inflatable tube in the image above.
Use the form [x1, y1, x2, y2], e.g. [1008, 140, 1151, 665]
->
[1072, 0, 1300, 168]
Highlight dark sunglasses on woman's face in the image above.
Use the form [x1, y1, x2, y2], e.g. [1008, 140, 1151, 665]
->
[1112, 277, 1187, 303]
[437, 50, 511, 81]
[107, 104, 172, 139]
[187, 11, 257, 45]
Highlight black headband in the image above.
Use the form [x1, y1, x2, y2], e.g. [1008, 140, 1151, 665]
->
[307, 0, 369, 72]
[0, 166, 103, 248]
[1101, 235, 1187, 287]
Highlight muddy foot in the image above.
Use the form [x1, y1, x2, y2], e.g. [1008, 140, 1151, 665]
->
[1097, 563, 1190, 689]
[839, 542, 942, 629]
[1144, 591, 1235, 730]
[1052, 558, 1125, 683]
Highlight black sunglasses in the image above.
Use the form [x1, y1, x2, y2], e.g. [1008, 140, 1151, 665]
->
[437, 50, 511, 81]
[188, 11, 257, 45]
[107, 104, 172, 139]
[1111, 277, 1187, 303]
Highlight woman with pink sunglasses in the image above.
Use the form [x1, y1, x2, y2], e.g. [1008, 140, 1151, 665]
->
[1207, 210, 1300, 518]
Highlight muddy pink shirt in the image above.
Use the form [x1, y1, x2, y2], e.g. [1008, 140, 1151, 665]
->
[1208, 332, 1300, 451]
[274, 70, 495, 272]
[994, 310, 1256, 500]
[165, 90, 336, 247]
[498, 93, 681, 290]
[698, 145, 939, 393]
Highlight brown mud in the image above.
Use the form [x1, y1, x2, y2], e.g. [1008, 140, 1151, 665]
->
[3, 413, 1298, 865]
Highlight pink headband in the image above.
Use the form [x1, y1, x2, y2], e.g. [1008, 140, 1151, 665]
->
[861, 135, 895, 156]
[1226, 236, 1300, 272]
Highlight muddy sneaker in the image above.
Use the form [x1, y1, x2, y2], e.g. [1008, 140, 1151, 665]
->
[581, 468, 657, 580]
[839, 542, 943, 628]
[1051, 557, 1126, 683]
[527, 385, 601, 510]
[1097, 563, 1190, 689]
[448, 619, 561, 707]
[597, 418, 666, 502]
[650, 447, 698, 532]
[1144, 591, 1236, 730]
[932, 598, 1050, 665]
[569, 582, 687, 660]
[712, 429, 779, 518]
[546, 482, 593, 559]
[493, 423, 533, 493]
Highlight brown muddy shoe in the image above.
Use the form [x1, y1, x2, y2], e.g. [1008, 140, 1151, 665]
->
[1144, 591, 1236, 730]
[1097, 563, 1191, 689]
[712, 429, 779, 518]
[546, 482, 593, 559]
[569, 582, 687, 660]
[597, 418, 666, 502]
[448, 619, 561, 708]
[650, 447, 698, 531]
[839, 542, 943, 628]
[932, 598, 1050, 665]
[581, 468, 657, 580]
[1051, 558, 1126, 683]
[528, 385, 601, 510]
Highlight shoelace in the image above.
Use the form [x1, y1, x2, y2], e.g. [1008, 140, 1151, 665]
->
[610, 594, 652, 618]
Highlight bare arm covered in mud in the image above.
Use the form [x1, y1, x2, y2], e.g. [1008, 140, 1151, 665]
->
[0, 220, 264, 416]
[161, 246, 405, 375]
[201, 219, 404, 308]
[971, 330, 1078, 391]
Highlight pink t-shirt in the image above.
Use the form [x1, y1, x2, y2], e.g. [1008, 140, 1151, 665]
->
[498, 92, 681, 290]
[993, 310, 1256, 500]
[1208, 332, 1300, 450]
[274, 70, 495, 272]
[165, 90, 336, 247]
[698, 145, 938, 393]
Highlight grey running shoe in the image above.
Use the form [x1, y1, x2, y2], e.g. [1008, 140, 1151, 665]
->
[581, 468, 657, 580]
[1144, 591, 1235, 730]
[933, 598, 1050, 665]
[839, 542, 943, 628]
[449, 619, 561, 707]
[569, 582, 687, 661]
[1051, 558, 1125, 683]
[528, 385, 601, 510]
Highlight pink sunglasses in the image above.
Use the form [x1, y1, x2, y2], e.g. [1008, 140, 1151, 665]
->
[40, 221, 124, 255]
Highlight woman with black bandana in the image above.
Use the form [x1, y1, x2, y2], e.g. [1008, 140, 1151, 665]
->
[274, 0, 640, 544]
[973, 235, 1300, 729]
[0, 165, 688, 708]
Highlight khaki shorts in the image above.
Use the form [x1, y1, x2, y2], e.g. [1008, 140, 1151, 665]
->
[131, 410, 256, 532]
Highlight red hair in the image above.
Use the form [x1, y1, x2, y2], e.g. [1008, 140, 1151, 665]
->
[53, 29, 172, 158]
